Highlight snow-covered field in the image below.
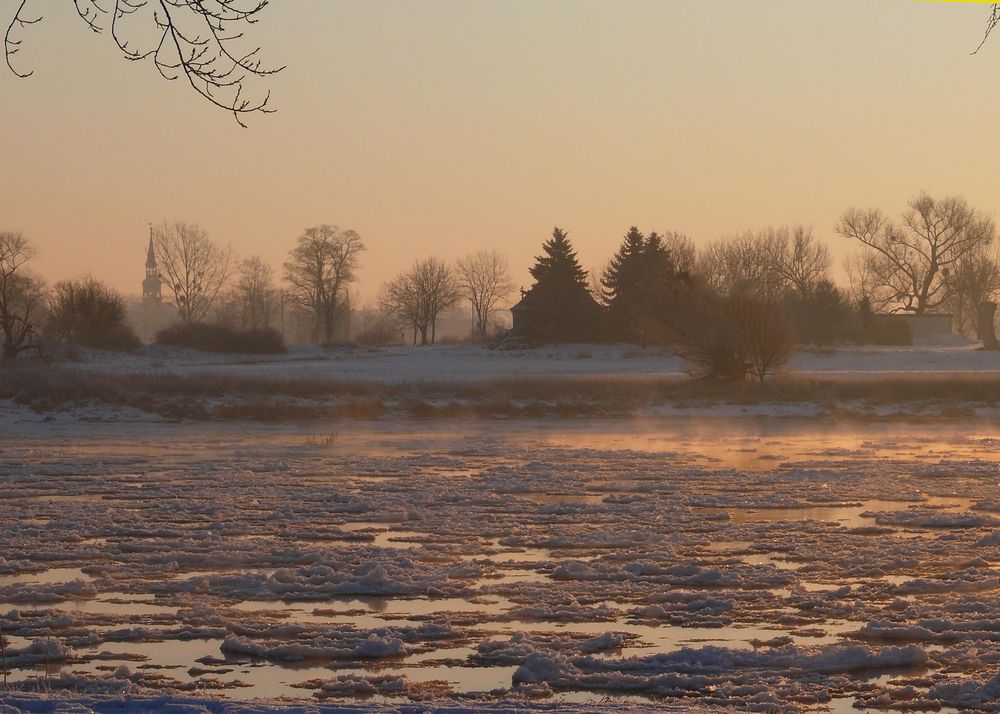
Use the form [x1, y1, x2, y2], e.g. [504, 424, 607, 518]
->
[63, 340, 1000, 382]
[4, 416, 1000, 712]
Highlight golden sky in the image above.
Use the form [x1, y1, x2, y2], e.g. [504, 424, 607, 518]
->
[2, 0, 998, 302]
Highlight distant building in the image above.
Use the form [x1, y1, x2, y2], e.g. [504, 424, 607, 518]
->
[882, 313, 954, 343]
[142, 234, 162, 305]
[128, 229, 175, 342]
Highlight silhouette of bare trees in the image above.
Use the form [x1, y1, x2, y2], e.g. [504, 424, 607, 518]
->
[234, 256, 277, 330]
[0, 232, 46, 360]
[456, 251, 515, 341]
[4, 0, 282, 126]
[153, 221, 233, 325]
[284, 225, 364, 345]
[699, 226, 829, 301]
[49, 276, 140, 350]
[382, 258, 462, 346]
[837, 193, 995, 315]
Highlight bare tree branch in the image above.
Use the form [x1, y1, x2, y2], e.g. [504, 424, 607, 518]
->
[5, 0, 282, 127]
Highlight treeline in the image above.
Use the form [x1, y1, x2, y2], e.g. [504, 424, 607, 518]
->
[2, 192, 997, 380]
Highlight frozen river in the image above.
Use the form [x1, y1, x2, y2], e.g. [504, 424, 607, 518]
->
[3, 416, 1000, 711]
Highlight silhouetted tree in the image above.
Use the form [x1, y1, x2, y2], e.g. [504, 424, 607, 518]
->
[942, 244, 1000, 338]
[602, 226, 647, 338]
[699, 231, 786, 299]
[4, 1, 282, 126]
[769, 226, 830, 299]
[0, 231, 45, 360]
[284, 225, 364, 344]
[637, 232, 691, 344]
[659, 231, 697, 276]
[516, 228, 603, 343]
[235, 255, 278, 330]
[603, 227, 690, 344]
[785, 279, 853, 347]
[381, 257, 461, 345]
[153, 222, 233, 325]
[49, 276, 140, 351]
[699, 226, 828, 301]
[837, 193, 995, 315]
[456, 251, 515, 340]
[670, 286, 795, 382]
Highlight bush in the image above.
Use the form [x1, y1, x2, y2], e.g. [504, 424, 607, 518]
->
[785, 280, 854, 347]
[156, 323, 285, 354]
[670, 288, 796, 382]
[354, 319, 402, 348]
[49, 277, 141, 352]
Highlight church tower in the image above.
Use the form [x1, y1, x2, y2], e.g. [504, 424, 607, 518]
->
[142, 227, 162, 305]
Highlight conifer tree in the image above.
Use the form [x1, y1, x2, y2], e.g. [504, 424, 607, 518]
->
[518, 228, 603, 343]
[602, 226, 646, 305]
[602, 226, 648, 341]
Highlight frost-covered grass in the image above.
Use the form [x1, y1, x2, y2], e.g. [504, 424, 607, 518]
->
[3, 418, 1000, 711]
[4, 360, 1000, 420]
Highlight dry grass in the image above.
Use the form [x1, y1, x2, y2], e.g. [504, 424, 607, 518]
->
[2, 364, 1000, 420]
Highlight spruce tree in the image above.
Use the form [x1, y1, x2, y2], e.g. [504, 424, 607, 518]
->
[529, 227, 590, 289]
[641, 231, 692, 344]
[518, 227, 603, 343]
[602, 226, 646, 306]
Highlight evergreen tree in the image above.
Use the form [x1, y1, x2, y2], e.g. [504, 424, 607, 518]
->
[518, 228, 603, 343]
[635, 231, 687, 344]
[602, 226, 646, 305]
[601, 226, 648, 341]
[529, 227, 590, 288]
[602, 227, 689, 344]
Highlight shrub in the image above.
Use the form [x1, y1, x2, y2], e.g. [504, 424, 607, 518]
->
[49, 277, 141, 352]
[354, 319, 401, 348]
[670, 288, 796, 382]
[785, 280, 854, 347]
[156, 323, 285, 354]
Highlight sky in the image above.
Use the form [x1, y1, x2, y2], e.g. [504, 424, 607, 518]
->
[2, 0, 999, 303]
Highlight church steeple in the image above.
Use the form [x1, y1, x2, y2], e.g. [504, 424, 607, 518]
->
[145, 230, 157, 274]
[142, 225, 162, 304]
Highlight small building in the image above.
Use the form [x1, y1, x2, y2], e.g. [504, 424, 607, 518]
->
[882, 313, 953, 342]
[510, 294, 528, 333]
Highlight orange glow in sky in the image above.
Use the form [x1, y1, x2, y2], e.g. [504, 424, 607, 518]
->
[1, 0, 998, 301]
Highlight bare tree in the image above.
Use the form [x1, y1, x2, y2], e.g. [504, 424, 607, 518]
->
[699, 231, 786, 299]
[456, 251, 515, 340]
[49, 276, 140, 350]
[382, 257, 462, 346]
[235, 255, 277, 330]
[659, 230, 697, 276]
[4, 1, 282, 127]
[837, 193, 995, 315]
[767, 226, 830, 299]
[669, 286, 794, 382]
[153, 221, 233, 325]
[942, 243, 1000, 338]
[844, 252, 891, 312]
[0, 231, 46, 360]
[284, 225, 364, 345]
[699, 226, 828, 301]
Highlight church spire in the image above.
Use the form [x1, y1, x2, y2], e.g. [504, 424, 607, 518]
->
[142, 224, 162, 304]
[146, 224, 157, 271]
